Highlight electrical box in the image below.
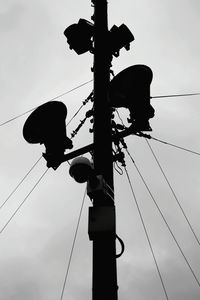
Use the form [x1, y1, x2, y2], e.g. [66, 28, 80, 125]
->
[88, 206, 115, 240]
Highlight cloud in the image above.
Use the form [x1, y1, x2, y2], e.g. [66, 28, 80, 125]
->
[0, 256, 44, 300]
[117, 240, 200, 300]
[0, 1, 25, 31]
[1, 1, 200, 299]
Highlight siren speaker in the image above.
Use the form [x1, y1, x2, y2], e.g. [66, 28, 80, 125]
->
[109, 64, 155, 131]
[64, 19, 94, 55]
[23, 101, 72, 155]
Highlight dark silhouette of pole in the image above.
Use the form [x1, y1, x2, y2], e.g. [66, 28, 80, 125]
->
[90, 1, 118, 299]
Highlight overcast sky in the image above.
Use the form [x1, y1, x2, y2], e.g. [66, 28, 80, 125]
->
[1, 0, 200, 299]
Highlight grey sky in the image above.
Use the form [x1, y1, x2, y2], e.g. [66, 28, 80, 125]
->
[0, 0, 200, 299]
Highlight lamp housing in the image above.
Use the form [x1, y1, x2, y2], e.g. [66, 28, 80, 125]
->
[69, 156, 93, 183]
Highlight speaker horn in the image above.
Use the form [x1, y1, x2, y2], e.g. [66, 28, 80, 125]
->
[109, 64, 155, 131]
[23, 101, 73, 157]
[64, 19, 94, 55]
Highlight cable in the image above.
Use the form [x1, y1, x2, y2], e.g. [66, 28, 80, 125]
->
[115, 108, 126, 127]
[150, 136, 200, 156]
[67, 106, 86, 127]
[2, 88, 197, 127]
[0, 156, 43, 211]
[0, 168, 48, 234]
[145, 139, 200, 247]
[115, 104, 200, 157]
[0, 89, 92, 208]
[115, 107, 200, 157]
[115, 234, 125, 258]
[114, 161, 123, 175]
[0, 88, 91, 208]
[124, 166, 169, 300]
[0, 80, 93, 127]
[1, 90, 92, 206]
[151, 92, 200, 99]
[66, 92, 93, 127]
[60, 188, 87, 300]
[125, 148, 200, 289]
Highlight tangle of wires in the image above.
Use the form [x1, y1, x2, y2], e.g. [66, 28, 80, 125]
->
[0, 83, 94, 234]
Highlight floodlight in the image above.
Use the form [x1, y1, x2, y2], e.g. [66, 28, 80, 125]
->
[69, 156, 93, 183]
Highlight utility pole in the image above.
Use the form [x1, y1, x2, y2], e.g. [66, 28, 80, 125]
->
[90, 0, 118, 299]
[23, 1, 139, 299]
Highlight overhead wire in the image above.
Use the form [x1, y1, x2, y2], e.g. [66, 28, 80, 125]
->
[0, 88, 92, 215]
[1, 89, 199, 128]
[115, 108, 200, 288]
[0, 168, 48, 234]
[150, 136, 200, 156]
[115, 108, 200, 157]
[0, 156, 43, 211]
[66, 91, 93, 127]
[2, 82, 200, 288]
[125, 147, 200, 289]
[124, 166, 169, 300]
[67, 105, 86, 127]
[151, 92, 200, 99]
[59, 188, 87, 300]
[145, 139, 200, 247]
[115, 108, 126, 126]
[0, 79, 93, 127]
[114, 161, 123, 175]
[115, 93, 200, 157]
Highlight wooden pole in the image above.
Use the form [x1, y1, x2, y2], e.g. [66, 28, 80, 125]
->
[90, 1, 118, 299]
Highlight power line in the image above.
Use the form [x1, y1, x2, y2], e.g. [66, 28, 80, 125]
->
[59, 188, 87, 300]
[114, 107, 200, 157]
[0, 156, 42, 211]
[1, 90, 92, 207]
[1, 88, 199, 129]
[150, 136, 200, 156]
[0, 168, 48, 234]
[1, 88, 199, 128]
[124, 166, 169, 300]
[66, 91, 93, 127]
[145, 139, 200, 247]
[115, 108, 125, 126]
[0, 89, 91, 210]
[66, 104, 86, 127]
[125, 148, 200, 289]
[151, 92, 200, 99]
[0, 79, 93, 127]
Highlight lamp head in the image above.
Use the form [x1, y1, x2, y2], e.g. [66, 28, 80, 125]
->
[69, 157, 93, 183]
